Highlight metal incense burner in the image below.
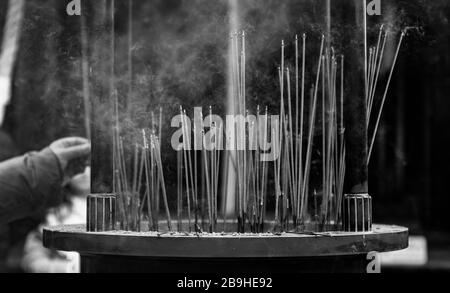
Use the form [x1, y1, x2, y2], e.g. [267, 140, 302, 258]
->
[42, 192, 406, 273]
[43, 0, 409, 273]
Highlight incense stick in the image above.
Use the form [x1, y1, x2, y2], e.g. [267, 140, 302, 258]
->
[368, 31, 405, 164]
[322, 55, 327, 223]
[180, 108, 192, 231]
[153, 135, 172, 231]
[142, 130, 153, 230]
[286, 67, 295, 224]
[202, 130, 213, 232]
[177, 146, 182, 231]
[367, 29, 387, 123]
[296, 34, 306, 221]
[295, 36, 299, 213]
[301, 36, 325, 219]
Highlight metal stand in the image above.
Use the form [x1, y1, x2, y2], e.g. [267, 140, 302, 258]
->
[343, 193, 372, 232]
[86, 194, 116, 232]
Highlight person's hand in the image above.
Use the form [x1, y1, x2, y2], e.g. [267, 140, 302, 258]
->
[49, 137, 91, 179]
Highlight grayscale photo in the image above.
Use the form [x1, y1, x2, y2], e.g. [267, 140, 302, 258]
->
[0, 0, 448, 277]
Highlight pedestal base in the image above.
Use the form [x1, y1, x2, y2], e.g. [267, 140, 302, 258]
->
[43, 224, 408, 273]
[79, 254, 370, 273]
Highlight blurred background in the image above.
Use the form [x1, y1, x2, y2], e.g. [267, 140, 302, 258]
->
[0, 0, 449, 272]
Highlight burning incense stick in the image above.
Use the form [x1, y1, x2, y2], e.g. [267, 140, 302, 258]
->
[301, 36, 325, 219]
[322, 55, 327, 221]
[202, 130, 213, 232]
[180, 108, 192, 231]
[296, 34, 306, 220]
[368, 29, 387, 123]
[366, 47, 373, 106]
[177, 146, 182, 231]
[142, 130, 153, 230]
[286, 68, 295, 219]
[148, 129, 157, 230]
[295, 36, 299, 202]
[277, 41, 286, 208]
[152, 135, 172, 231]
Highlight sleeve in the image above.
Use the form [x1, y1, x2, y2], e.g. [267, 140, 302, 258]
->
[0, 148, 64, 225]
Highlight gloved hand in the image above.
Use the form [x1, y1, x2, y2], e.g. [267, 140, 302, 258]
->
[49, 137, 91, 182]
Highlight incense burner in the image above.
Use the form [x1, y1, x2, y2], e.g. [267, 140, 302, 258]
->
[44, 0, 411, 273]
[41, 192, 407, 273]
[43, 222, 407, 273]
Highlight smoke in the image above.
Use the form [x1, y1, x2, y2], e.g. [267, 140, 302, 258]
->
[83, 0, 355, 200]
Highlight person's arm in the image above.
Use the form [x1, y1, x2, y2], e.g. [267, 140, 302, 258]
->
[0, 148, 62, 224]
[0, 137, 90, 225]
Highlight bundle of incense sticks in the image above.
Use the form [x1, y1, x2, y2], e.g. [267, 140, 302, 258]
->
[178, 107, 196, 232]
[230, 31, 247, 232]
[112, 104, 171, 231]
[108, 25, 404, 234]
[110, 31, 347, 233]
[270, 33, 348, 231]
[228, 32, 271, 233]
[228, 31, 343, 232]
